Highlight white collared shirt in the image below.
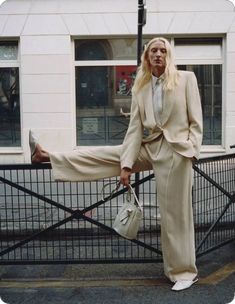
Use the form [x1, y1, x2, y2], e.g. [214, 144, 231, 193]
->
[152, 74, 164, 125]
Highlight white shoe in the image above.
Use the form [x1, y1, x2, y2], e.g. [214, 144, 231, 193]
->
[29, 130, 37, 156]
[29, 129, 40, 163]
[171, 277, 198, 291]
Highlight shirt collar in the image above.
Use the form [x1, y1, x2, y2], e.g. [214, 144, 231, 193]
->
[151, 73, 165, 86]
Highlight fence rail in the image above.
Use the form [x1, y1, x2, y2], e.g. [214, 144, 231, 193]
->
[0, 153, 234, 265]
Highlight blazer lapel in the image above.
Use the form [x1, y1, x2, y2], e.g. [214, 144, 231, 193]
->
[139, 82, 156, 127]
[161, 89, 175, 126]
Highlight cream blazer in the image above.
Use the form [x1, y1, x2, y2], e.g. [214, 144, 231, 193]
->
[120, 71, 203, 169]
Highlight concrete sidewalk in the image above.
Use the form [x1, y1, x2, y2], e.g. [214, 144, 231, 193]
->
[0, 241, 234, 304]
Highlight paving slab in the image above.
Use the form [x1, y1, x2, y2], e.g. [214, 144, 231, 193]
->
[0, 241, 234, 304]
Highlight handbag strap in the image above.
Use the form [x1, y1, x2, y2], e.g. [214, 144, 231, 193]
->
[127, 184, 143, 212]
[101, 181, 120, 201]
[101, 182, 143, 212]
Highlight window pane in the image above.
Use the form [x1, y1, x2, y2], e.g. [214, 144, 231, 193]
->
[76, 66, 110, 107]
[76, 65, 136, 146]
[0, 68, 21, 147]
[116, 66, 136, 96]
[75, 40, 109, 60]
[178, 65, 222, 145]
[109, 39, 137, 60]
[175, 37, 222, 45]
[174, 38, 222, 60]
[75, 39, 138, 61]
[0, 41, 18, 60]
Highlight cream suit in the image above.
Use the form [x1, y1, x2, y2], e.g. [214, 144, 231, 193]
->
[49, 70, 203, 283]
[120, 71, 202, 169]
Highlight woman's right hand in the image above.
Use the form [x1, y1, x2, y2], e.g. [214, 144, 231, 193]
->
[120, 167, 132, 187]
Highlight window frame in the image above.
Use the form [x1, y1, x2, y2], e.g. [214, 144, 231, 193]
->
[173, 37, 225, 152]
[73, 38, 137, 146]
[73, 37, 225, 151]
[0, 39, 22, 153]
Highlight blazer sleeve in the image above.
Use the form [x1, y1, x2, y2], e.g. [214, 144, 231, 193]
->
[186, 72, 203, 159]
[120, 92, 143, 169]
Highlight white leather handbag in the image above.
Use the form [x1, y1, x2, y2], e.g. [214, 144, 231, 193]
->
[113, 185, 143, 240]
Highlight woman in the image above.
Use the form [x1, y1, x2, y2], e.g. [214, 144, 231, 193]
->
[30, 37, 203, 291]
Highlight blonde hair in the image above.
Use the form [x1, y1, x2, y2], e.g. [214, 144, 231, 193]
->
[132, 37, 179, 93]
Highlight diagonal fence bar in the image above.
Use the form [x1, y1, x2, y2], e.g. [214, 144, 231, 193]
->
[0, 173, 161, 258]
[193, 154, 235, 256]
[193, 163, 235, 254]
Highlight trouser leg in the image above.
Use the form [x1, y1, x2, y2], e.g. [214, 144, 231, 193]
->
[49, 145, 152, 182]
[152, 139, 197, 282]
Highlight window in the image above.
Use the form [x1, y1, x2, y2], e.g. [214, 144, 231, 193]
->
[75, 39, 137, 146]
[178, 65, 222, 145]
[0, 41, 20, 147]
[74, 37, 223, 147]
[175, 38, 223, 146]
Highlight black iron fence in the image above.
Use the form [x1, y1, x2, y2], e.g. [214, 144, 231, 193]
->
[0, 153, 234, 265]
[193, 153, 235, 256]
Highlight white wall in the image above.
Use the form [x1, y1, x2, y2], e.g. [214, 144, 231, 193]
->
[0, 0, 235, 163]
[226, 31, 235, 150]
[20, 34, 74, 162]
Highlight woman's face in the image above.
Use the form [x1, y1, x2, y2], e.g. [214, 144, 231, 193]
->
[148, 40, 167, 77]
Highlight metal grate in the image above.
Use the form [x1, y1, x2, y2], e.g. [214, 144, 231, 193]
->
[193, 154, 235, 256]
[0, 165, 161, 264]
[0, 153, 234, 265]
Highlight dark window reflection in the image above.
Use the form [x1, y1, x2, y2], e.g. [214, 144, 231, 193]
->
[75, 40, 110, 61]
[178, 65, 222, 145]
[76, 66, 110, 108]
[0, 68, 21, 147]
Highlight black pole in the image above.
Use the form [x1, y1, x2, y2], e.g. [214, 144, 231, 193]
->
[135, 0, 146, 196]
[137, 0, 146, 65]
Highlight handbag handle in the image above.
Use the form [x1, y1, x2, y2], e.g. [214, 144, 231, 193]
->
[101, 182, 143, 212]
[127, 184, 143, 212]
[101, 181, 120, 201]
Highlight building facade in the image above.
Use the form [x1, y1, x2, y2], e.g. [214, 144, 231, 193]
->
[0, 0, 235, 163]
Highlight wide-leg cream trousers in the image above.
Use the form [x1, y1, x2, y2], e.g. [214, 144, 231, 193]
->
[49, 138, 197, 282]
